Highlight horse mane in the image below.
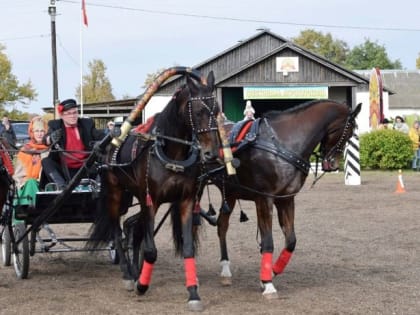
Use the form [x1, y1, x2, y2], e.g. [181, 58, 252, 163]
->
[154, 84, 188, 137]
[263, 99, 347, 119]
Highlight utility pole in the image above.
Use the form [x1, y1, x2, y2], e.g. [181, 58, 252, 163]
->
[48, 0, 59, 118]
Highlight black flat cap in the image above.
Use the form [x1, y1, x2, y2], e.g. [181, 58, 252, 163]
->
[58, 99, 78, 113]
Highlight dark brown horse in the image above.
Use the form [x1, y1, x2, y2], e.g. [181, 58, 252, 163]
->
[214, 100, 362, 298]
[89, 69, 221, 311]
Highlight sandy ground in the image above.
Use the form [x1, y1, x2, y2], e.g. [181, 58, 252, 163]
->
[1, 170, 420, 315]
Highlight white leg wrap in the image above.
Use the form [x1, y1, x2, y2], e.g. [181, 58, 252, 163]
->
[262, 282, 277, 296]
[220, 260, 232, 278]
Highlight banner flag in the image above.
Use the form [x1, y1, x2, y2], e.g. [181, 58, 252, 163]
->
[82, 0, 88, 26]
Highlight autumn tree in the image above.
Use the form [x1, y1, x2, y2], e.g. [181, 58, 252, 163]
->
[0, 44, 37, 116]
[416, 53, 420, 69]
[75, 59, 115, 103]
[292, 29, 349, 65]
[142, 68, 166, 89]
[345, 39, 402, 70]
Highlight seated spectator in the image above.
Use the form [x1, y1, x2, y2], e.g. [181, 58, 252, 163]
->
[13, 116, 49, 206]
[393, 116, 409, 134]
[0, 115, 17, 149]
[42, 98, 104, 189]
[378, 118, 391, 130]
[104, 120, 115, 135]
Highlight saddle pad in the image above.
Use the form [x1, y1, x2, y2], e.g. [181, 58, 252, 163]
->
[134, 116, 155, 133]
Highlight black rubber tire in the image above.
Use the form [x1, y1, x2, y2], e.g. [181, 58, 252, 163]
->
[13, 223, 29, 279]
[1, 226, 12, 266]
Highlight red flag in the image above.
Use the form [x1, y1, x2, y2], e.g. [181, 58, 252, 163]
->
[82, 0, 88, 26]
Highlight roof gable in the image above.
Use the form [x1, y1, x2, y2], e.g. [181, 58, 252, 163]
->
[158, 30, 368, 94]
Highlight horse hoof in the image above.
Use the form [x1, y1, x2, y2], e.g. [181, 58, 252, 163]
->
[260, 281, 278, 299]
[123, 279, 134, 291]
[220, 276, 232, 286]
[187, 300, 204, 312]
[134, 281, 149, 296]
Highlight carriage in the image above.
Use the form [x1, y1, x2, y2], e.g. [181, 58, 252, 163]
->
[0, 67, 223, 311]
[0, 134, 126, 279]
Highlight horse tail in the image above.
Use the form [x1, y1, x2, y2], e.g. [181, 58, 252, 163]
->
[170, 202, 200, 257]
[87, 169, 119, 249]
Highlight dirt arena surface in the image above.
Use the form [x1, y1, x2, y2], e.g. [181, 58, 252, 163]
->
[1, 170, 420, 314]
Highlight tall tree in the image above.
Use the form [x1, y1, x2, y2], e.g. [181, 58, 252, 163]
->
[142, 67, 166, 89]
[0, 44, 37, 114]
[416, 52, 420, 69]
[292, 29, 349, 65]
[75, 59, 115, 103]
[345, 39, 402, 70]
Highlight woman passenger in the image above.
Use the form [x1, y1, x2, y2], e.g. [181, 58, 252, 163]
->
[13, 116, 49, 206]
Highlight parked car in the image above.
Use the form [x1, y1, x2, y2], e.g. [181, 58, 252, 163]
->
[11, 121, 30, 148]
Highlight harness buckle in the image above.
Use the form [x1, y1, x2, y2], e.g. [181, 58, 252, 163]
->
[165, 163, 185, 173]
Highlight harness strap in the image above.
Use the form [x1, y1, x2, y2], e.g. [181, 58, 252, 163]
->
[253, 140, 310, 175]
[153, 138, 200, 172]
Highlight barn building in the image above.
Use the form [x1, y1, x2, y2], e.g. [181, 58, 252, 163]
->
[61, 30, 420, 134]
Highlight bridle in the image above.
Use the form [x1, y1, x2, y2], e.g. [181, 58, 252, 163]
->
[320, 111, 356, 171]
[187, 95, 219, 135]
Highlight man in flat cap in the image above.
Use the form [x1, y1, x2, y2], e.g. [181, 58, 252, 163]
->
[42, 98, 104, 189]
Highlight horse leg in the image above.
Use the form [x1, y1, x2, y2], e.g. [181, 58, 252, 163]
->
[135, 204, 157, 296]
[256, 198, 278, 299]
[96, 176, 133, 289]
[217, 196, 236, 286]
[180, 199, 203, 312]
[272, 198, 296, 277]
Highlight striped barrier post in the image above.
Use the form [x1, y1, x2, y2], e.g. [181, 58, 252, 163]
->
[344, 131, 361, 185]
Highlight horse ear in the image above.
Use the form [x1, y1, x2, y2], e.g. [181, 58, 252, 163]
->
[207, 71, 215, 89]
[352, 103, 362, 118]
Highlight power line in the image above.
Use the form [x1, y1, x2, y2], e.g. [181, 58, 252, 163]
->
[59, 0, 420, 32]
[0, 34, 50, 42]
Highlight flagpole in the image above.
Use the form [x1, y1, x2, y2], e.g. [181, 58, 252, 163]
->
[79, 0, 84, 116]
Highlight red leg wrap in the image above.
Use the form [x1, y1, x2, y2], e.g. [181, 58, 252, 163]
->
[139, 261, 154, 285]
[260, 252, 273, 282]
[184, 257, 198, 287]
[272, 249, 292, 275]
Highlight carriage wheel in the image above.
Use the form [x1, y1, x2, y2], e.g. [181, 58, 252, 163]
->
[126, 226, 144, 279]
[12, 223, 29, 279]
[1, 226, 12, 266]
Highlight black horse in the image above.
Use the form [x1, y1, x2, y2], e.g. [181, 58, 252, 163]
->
[89, 69, 221, 311]
[213, 100, 362, 298]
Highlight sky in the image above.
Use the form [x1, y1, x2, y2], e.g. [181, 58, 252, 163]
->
[1, 0, 419, 115]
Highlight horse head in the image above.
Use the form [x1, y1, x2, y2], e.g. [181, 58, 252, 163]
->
[320, 102, 362, 172]
[178, 71, 221, 163]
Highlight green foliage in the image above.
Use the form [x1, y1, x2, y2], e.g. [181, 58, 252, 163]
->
[0, 44, 37, 112]
[142, 67, 166, 89]
[345, 39, 402, 70]
[416, 52, 420, 69]
[360, 129, 413, 170]
[292, 29, 349, 65]
[75, 59, 115, 103]
[292, 30, 404, 70]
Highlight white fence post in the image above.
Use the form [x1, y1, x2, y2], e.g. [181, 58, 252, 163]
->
[344, 131, 361, 185]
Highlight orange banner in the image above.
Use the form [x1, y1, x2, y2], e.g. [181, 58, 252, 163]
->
[369, 68, 383, 130]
